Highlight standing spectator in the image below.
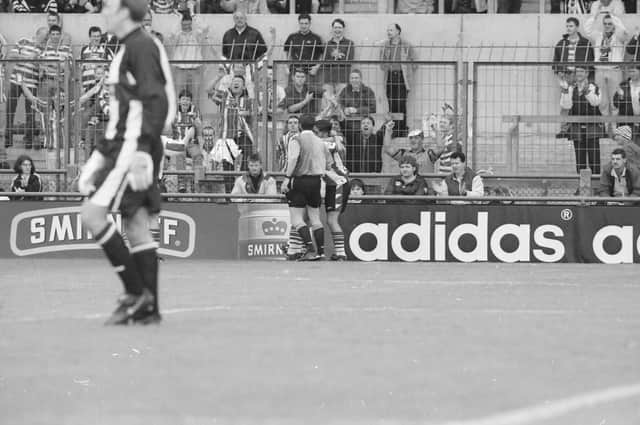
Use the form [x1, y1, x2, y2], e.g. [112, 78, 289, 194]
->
[40, 25, 72, 99]
[222, 11, 267, 62]
[584, 13, 628, 119]
[345, 116, 387, 173]
[396, 0, 434, 13]
[451, 0, 487, 13]
[384, 155, 428, 197]
[284, 14, 323, 85]
[212, 75, 254, 171]
[0, 32, 6, 105]
[142, 11, 164, 43]
[312, 19, 354, 95]
[11, 155, 43, 198]
[597, 148, 640, 197]
[79, 26, 110, 93]
[12, 0, 57, 12]
[168, 12, 210, 97]
[338, 69, 376, 120]
[338, 69, 376, 143]
[280, 69, 318, 115]
[258, 65, 285, 120]
[436, 152, 484, 197]
[379, 23, 415, 137]
[560, 65, 605, 175]
[627, 32, 640, 61]
[613, 65, 640, 145]
[41, 12, 72, 46]
[81, 64, 108, 158]
[4, 28, 47, 149]
[553, 17, 594, 138]
[236, 0, 268, 13]
[276, 115, 299, 172]
[173, 89, 202, 144]
[385, 128, 434, 175]
[589, 0, 625, 22]
[59, 0, 99, 12]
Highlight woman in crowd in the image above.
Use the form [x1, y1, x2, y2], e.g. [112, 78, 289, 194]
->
[11, 155, 42, 199]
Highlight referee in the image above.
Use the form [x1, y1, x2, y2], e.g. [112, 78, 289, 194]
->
[282, 114, 332, 261]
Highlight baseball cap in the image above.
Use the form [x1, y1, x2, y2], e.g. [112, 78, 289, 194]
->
[408, 129, 423, 138]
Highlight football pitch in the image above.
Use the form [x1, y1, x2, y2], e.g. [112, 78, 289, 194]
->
[1, 259, 639, 425]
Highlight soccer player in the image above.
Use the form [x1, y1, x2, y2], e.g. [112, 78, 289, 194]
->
[315, 119, 349, 261]
[282, 114, 331, 261]
[77, 0, 176, 325]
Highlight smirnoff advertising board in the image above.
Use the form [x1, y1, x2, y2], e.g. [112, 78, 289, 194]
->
[1, 202, 639, 263]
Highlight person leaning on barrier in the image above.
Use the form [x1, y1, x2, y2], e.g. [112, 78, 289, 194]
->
[597, 148, 640, 197]
[231, 153, 277, 207]
[10, 154, 42, 199]
[560, 64, 605, 175]
[384, 155, 429, 201]
[434, 151, 484, 198]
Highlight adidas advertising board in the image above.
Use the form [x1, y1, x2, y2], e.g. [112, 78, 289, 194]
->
[2, 202, 640, 263]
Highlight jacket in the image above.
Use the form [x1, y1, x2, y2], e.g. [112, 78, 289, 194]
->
[442, 167, 484, 196]
[379, 38, 416, 91]
[560, 81, 606, 139]
[384, 175, 429, 196]
[597, 164, 640, 197]
[584, 14, 627, 65]
[613, 80, 640, 134]
[11, 173, 43, 199]
[552, 33, 594, 73]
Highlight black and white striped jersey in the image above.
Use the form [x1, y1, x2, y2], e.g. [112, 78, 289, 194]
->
[98, 27, 175, 162]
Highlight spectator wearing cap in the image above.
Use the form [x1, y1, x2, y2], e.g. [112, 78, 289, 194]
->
[560, 65, 605, 174]
[613, 125, 640, 167]
[384, 155, 429, 197]
[384, 128, 434, 176]
[436, 151, 484, 197]
[379, 24, 415, 137]
[613, 65, 640, 145]
[597, 148, 640, 197]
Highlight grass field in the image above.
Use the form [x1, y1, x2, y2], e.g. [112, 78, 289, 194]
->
[1, 259, 639, 425]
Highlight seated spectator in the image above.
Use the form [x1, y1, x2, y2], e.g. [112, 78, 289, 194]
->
[597, 148, 640, 197]
[613, 126, 640, 168]
[168, 12, 210, 97]
[613, 65, 640, 144]
[385, 128, 434, 175]
[280, 69, 319, 115]
[338, 69, 376, 120]
[11, 154, 43, 199]
[345, 116, 388, 173]
[348, 178, 365, 203]
[231, 153, 277, 205]
[313, 19, 354, 95]
[384, 155, 429, 197]
[434, 151, 484, 197]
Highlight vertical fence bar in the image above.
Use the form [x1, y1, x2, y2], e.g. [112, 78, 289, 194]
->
[460, 61, 468, 154]
[471, 63, 478, 170]
[271, 62, 279, 173]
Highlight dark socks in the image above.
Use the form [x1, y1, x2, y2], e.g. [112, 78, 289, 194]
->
[95, 223, 143, 295]
[313, 228, 325, 255]
[132, 244, 159, 312]
[298, 225, 314, 252]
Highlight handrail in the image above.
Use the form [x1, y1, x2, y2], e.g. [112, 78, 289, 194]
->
[1, 191, 634, 204]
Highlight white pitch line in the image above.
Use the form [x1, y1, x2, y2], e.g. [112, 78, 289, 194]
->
[436, 382, 640, 425]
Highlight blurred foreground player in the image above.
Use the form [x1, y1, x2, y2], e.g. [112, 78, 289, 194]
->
[282, 114, 331, 261]
[78, 0, 175, 325]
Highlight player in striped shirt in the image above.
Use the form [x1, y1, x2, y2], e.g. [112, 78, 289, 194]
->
[4, 28, 48, 148]
[78, 0, 176, 325]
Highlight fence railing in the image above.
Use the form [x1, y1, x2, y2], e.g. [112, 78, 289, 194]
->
[4, 58, 640, 187]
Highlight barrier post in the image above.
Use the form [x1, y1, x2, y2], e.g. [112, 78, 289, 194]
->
[579, 168, 592, 197]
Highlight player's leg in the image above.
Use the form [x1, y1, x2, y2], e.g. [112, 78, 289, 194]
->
[125, 206, 161, 324]
[290, 206, 315, 258]
[305, 206, 324, 260]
